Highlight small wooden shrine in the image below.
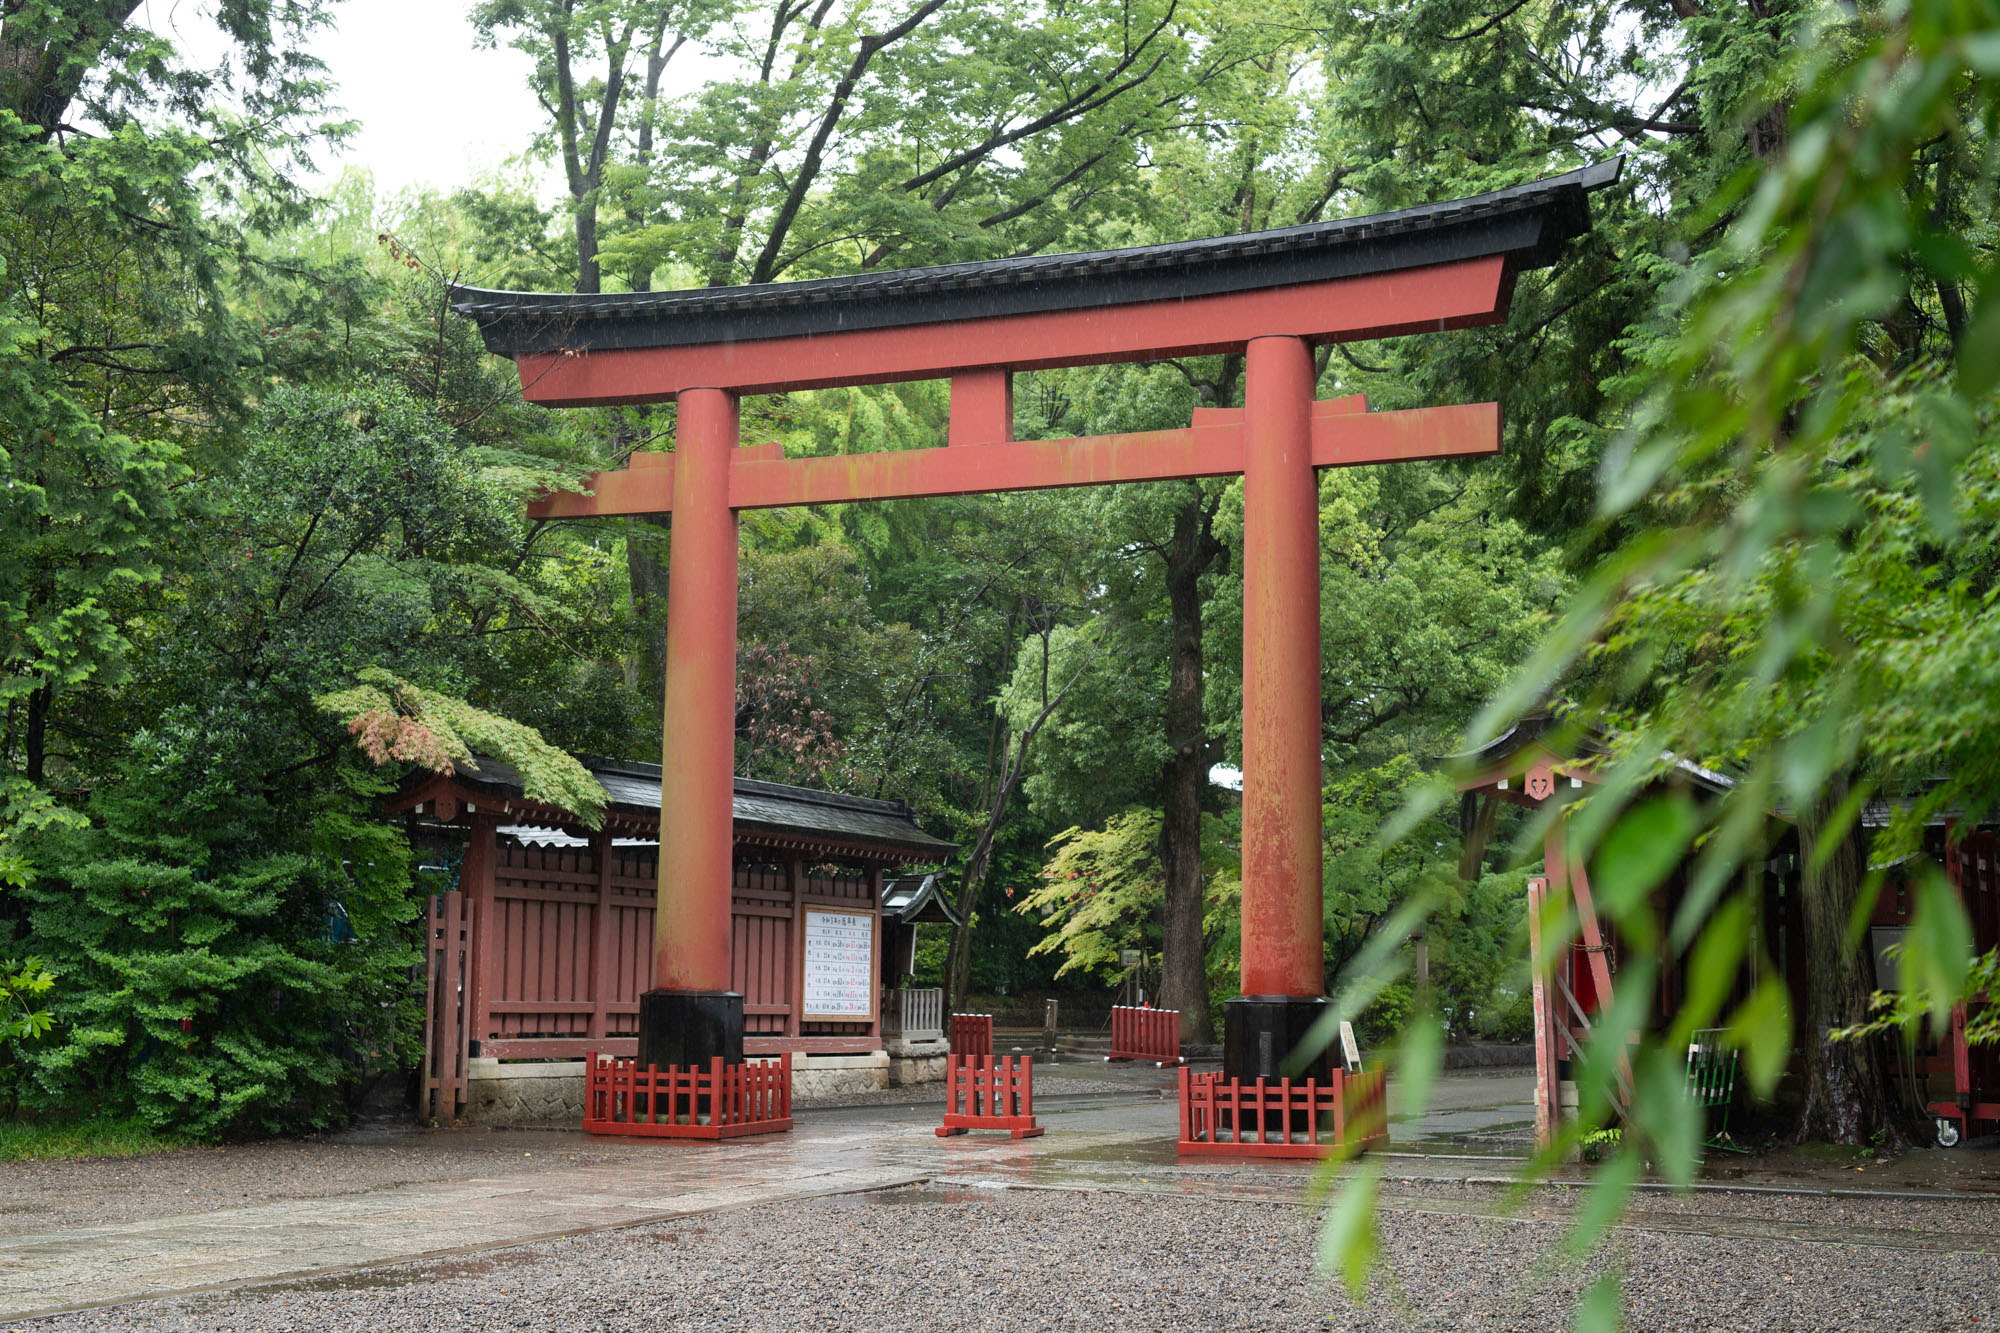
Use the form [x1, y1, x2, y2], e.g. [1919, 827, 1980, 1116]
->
[396, 757, 955, 1121]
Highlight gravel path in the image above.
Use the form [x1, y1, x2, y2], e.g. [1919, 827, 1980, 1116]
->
[18, 1183, 1996, 1331]
[1365, 1175, 2000, 1238]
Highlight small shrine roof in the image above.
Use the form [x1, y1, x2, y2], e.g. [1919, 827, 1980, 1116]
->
[395, 756, 958, 864]
[881, 872, 962, 926]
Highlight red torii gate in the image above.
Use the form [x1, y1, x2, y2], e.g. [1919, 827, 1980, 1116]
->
[451, 160, 1619, 1086]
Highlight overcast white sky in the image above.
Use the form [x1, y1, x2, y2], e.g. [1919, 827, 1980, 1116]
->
[304, 0, 552, 196]
[150, 0, 727, 201]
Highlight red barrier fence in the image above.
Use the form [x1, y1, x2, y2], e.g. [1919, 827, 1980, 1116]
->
[583, 1051, 793, 1140]
[1177, 1065, 1388, 1159]
[950, 1013, 994, 1057]
[1107, 1005, 1183, 1066]
[936, 1053, 1044, 1139]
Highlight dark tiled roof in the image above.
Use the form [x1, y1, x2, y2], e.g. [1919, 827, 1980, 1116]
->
[441, 756, 958, 861]
[882, 872, 962, 926]
[1444, 715, 1733, 795]
[451, 160, 1622, 358]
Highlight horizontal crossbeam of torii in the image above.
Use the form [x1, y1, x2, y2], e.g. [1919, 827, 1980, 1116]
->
[451, 159, 1620, 1084]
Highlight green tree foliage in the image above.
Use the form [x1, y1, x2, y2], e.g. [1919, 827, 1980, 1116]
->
[9, 757, 419, 1138]
[1320, 0, 2000, 1314]
[1017, 810, 1179, 980]
[1463, 0, 2000, 1145]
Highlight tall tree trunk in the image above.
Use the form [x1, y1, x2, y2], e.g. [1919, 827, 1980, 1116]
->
[626, 513, 671, 717]
[1158, 490, 1218, 1042]
[573, 202, 601, 295]
[1794, 774, 1904, 1144]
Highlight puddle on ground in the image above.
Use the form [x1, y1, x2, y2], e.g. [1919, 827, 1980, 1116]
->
[1043, 1139, 1184, 1168]
[253, 1249, 544, 1296]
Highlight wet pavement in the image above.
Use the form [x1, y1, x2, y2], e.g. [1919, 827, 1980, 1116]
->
[0, 1061, 1993, 1326]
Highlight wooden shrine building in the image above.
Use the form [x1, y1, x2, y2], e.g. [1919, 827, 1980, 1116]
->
[397, 758, 956, 1121]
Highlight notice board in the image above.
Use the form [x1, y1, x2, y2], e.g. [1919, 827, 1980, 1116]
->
[800, 906, 876, 1021]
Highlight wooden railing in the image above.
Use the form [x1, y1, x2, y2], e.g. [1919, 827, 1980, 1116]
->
[1177, 1065, 1388, 1159]
[582, 1052, 793, 1139]
[884, 987, 944, 1041]
[950, 1012, 994, 1056]
[935, 1054, 1043, 1139]
[1107, 1004, 1183, 1066]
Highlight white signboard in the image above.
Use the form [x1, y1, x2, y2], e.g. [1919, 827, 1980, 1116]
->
[1339, 1020, 1362, 1073]
[801, 907, 875, 1021]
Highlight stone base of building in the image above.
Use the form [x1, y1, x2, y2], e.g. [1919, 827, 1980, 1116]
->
[789, 1051, 889, 1100]
[464, 1058, 587, 1127]
[888, 1053, 948, 1086]
[460, 1046, 954, 1125]
[884, 1033, 949, 1059]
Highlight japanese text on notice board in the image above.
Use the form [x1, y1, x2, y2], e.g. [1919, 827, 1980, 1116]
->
[802, 909, 873, 1018]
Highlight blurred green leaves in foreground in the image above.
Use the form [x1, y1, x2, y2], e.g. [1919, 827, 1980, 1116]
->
[1326, 0, 2000, 1319]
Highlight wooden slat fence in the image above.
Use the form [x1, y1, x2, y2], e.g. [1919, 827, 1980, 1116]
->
[1177, 1066, 1388, 1159]
[935, 1054, 1043, 1139]
[582, 1052, 793, 1139]
[950, 1013, 994, 1057]
[463, 841, 882, 1061]
[1107, 1005, 1183, 1066]
[884, 987, 944, 1041]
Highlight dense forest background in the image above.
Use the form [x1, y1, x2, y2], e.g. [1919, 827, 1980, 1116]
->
[2, 0, 1996, 1149]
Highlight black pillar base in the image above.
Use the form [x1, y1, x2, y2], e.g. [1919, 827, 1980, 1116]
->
[1224, 995, 1334, 1084]
[636, 989, 744, 1071]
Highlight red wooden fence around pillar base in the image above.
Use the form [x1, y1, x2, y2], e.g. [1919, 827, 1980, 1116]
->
[583, 1051, 793, 1139]
[950, 1013, 994, 1057]
[937, 1054, 1044, 1139]
[1176, 1065, 1387, 1159]
[1107, 1005, 1184, 1066]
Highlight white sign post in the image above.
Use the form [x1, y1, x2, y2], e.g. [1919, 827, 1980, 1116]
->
[800, 907, 876, 1021]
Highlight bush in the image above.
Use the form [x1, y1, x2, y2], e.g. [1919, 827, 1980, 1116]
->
[1479, 991, 1534, 1043]
[5, 743, 422, 1140]
[1358, 981, 1415, 1046]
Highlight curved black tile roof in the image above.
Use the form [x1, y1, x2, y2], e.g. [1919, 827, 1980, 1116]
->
[452, 160, 1621, 359]
[434, 756, 959, 860]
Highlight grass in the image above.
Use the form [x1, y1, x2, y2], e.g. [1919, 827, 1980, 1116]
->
[0, 1115, 199, 1162]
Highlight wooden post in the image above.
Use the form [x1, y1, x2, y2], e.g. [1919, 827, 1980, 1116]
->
[653, 385, 740, 994]
[1239, 334, 1324, 1001]
[787, 854, 806, 1040]
[1527, 875, 1561, 1150]
[868, 865, 884, 1048]
[462, 815, 500, 1061]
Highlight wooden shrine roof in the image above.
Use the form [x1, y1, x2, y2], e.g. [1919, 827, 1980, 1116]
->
[1446, 714, 1734, 797]
[392, 756, 959, 865]
[881, 872, 962, 926]
[451, 160, 1621, 359]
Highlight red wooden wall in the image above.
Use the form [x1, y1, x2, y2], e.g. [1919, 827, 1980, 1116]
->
[461, 824, 883, 1061]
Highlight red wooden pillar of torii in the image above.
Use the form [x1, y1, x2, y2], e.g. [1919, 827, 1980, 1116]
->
[450, 160, 1620, 1081]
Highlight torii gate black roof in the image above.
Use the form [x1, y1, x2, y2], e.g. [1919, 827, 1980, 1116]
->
[451, 159, 1622, 359]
